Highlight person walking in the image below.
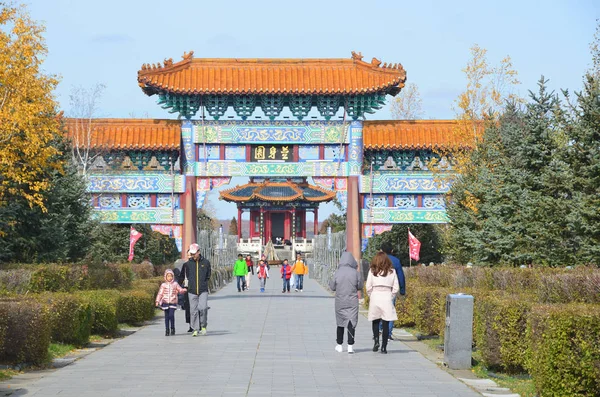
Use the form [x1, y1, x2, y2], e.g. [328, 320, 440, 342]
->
[280, 259, 292, 293]
[257, 259, 269, 292]
[178, 250, 193, 332]
[234, 254, 248, 292]
[181, 243, 211, 336]
[245, 254, 254, 291]
[329, 252, 363, 354]
[379, 242, 406, 340]
[291, 253, 308, 292]
[366, 252, 399, 354]
[155, 269, 187, 336]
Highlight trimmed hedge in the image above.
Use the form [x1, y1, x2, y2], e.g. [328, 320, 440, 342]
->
[78, 290, 119, 335]
[412, 286, 451, 336]
[89, 264, 133, 290]
[474, 294, 532, 373]
[394, 293, 415, 328]
[29, 265, 88, 292]
[116, 290, 155, 325]
[36, 293, 92, 347]
[527, 304, 600, 397]
[0, 299, 51, 365]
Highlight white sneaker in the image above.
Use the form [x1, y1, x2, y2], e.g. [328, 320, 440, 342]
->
[347, 345, 354, 354]
[335, 344, 343, 353]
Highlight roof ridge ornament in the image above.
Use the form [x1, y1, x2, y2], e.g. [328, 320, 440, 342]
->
[371, 57, 381, 67]
[182, 51, 194, 61]
[351, 51, 363, 61]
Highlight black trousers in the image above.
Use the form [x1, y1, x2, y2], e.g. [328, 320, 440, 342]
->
[163, 308, 175, 329]
[336, 321, 355, 345]
[372, 319, 390, 348]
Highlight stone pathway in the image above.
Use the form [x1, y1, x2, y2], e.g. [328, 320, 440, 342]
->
[0, 275, 483, 396]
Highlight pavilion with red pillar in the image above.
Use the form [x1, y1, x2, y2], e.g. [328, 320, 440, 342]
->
[219, 178, 335, 245]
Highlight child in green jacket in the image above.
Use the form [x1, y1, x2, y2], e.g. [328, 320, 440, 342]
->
[233, 254, 248, 292]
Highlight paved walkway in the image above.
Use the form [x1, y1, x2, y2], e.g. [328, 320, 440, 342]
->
[2, 275, 482, 397]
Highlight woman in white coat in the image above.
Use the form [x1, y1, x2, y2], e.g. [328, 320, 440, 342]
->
[366, 252, 399, 354]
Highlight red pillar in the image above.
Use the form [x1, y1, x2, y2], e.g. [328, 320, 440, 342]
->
[346, 176, 361, 263]
[237, 208, 242, 241]
[181, 176, 198, 259]
[284, 211, 291, 240]
[314, 208, 319, 237]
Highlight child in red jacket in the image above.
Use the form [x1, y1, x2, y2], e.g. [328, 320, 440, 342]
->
[257, 260, 269, 292]
[155, 269, 187, 336]
[280, 259, 292, 293]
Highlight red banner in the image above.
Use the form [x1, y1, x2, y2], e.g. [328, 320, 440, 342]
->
[128, 227, 143, 261]
[408, 230, 421, 262]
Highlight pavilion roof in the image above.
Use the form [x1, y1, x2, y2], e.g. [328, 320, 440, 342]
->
[137, 51, 406, 97]
[220, 180, 336, 203]
[63, 118, 181, 151]
[362, 120, 476, 150]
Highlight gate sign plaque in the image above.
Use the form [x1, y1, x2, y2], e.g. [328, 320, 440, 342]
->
[251, 145, 294, 162]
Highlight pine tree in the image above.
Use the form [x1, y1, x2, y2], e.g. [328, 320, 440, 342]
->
[229, 217, 238, 235]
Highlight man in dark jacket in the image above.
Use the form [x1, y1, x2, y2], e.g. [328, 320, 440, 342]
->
[179, 243, 211, 336]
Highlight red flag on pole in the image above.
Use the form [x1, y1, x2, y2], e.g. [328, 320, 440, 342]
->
[128, 227, 143, 261]
[408, 230, 421, 262]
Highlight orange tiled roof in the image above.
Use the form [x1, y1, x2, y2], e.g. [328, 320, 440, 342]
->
[362, 120, 476, 150]
[138, 51, 406, 96]
[64, 118, 181, 150]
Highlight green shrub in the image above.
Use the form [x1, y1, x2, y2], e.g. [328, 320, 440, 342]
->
[132, 278, 162, 297]
[78, 290, 119, 335]
[0, 269, 33, 294]
[29, 265, 88, 292]
[474, 294, 532, 373]
[0, 299, 51, 365]
[527, 304, 600, 397]
[35, 293, 92, 347]
[412, 287, 451, 336]
[131, 262, 154, 279]
[88, 264, 133, 290]
[536, 269, 600, 304]
[116, 290, 155, 324]
[394, 292, 415, 328]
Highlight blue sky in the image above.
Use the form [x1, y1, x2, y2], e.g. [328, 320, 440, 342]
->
[26, 0, 599, 220]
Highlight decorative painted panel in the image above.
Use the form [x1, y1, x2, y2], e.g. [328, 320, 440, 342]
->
[151, 225, 182, 252]
[364, 194, 388, 208]
[393, 195, 417, 209]
[127, 194, 150, 208]
[299, 145, 319, 161]
[348, 121, 363, 176]
[361, 209, 448, 223]
[225, 145, 246, 161]
[157, 194, 180, 209]
[182, 121, 195, 174]
[362, 224, 393, 238]
[198, 144, 220, 161]
[192, 120, 351, 144]
[92, 209, 184, 224]
[324, 145, 342, 160]
[360, 173, 451, 194]
[87, 174, 185, 193]
[423, 195, 446, 209]
[98, 194, 121, 209]
[193, 161, 349, 177]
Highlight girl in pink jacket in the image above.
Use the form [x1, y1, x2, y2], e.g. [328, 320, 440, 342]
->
[155, 269, 187, 336]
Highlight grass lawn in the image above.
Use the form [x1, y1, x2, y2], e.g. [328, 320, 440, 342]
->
[47, 343, 75, 361]
[0, 369, 18, 381]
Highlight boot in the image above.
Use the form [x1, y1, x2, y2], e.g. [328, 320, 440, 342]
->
[373, 336, 380, 352]
[165, 329, 170, 336]
[171, 328, 175, 335]
[381, 345, 388, 354]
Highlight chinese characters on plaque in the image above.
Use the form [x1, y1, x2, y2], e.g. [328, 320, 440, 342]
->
[251, 145, 293, 162]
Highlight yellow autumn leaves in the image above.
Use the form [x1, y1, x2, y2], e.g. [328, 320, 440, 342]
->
[0, 4, 63, 211]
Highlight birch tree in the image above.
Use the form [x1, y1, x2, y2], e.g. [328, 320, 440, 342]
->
[68, 83, 106, 175]
[390, 83, 424, 120]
